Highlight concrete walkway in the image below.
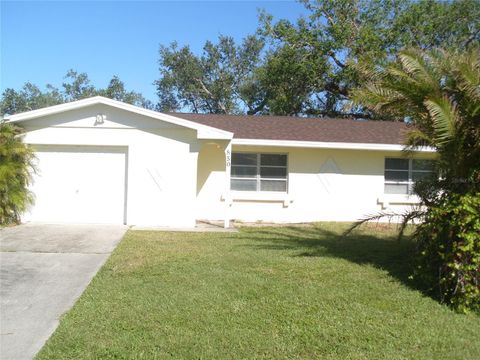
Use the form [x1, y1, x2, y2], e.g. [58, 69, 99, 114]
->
[0, 223, 127, 360]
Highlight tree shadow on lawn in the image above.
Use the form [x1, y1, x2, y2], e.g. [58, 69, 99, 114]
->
[237, 224, 426, 295]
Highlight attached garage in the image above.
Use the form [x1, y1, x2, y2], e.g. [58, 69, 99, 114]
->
[6, 96, 233, 227]
[26, 145, 127, 224]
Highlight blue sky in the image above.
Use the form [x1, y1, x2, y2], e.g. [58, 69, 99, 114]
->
[1, 1, 307, 103]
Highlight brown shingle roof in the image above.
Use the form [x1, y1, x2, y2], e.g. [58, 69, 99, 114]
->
[170, 113, 408, 145]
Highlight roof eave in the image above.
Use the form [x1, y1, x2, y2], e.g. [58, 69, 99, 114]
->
[232, 138, 436, 152]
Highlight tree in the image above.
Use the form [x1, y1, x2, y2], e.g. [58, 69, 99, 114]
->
[256, 44, 328, 115]
[0, 122, 35, 224]
[0, 84, 64, 115]
[155, 35, 264, 114]
[258, 0, 480, 117]
[155, 0, 480, 116]
[62, 70, 97, 101]
[100, 76, 153, 109]
[350, 47, 480, 312]
[1, 71, 153, 116]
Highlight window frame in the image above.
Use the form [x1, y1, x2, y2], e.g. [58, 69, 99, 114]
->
[384, 158, 434, 195]
[230, 152, 288, 193]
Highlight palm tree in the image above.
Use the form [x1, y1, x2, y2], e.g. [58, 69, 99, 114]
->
[0, 121, 36, 224]
[349, 47, 480, 312]
[352, 47, 480, 196]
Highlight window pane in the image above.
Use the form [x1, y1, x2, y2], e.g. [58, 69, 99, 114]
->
[260, 154, 287, 167]
[260, 166, 287, 179]
[232, 153, 257, 166]
[260, 180, 287, 192]
[231, 179, 257, 191]
[412, 171, 433, 181]
[385, 158, 409, 170]
[413, 159, 434, 171]
[231, 166, 257, 178]
[384, 183, 409, 194]
[385, 170, 409, 182]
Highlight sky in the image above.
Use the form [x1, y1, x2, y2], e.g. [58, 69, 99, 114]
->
[1, 0, 308, 104]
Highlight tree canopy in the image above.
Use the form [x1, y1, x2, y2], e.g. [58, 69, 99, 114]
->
[156, 0, 480, 116]
[0, 70, 153, 116]
[155, 35, 265, 114]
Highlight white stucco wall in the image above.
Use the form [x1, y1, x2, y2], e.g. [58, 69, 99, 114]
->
[196, 143, 229, 220]
[16, 100, 436, 227]
[196, 145, 436, 223]
[20, 104, 201, 227]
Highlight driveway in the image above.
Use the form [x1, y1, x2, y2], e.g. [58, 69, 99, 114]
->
[0, 223, 127, 360]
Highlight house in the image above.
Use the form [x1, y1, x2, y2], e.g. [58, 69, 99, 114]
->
[5, 96, 436, 228]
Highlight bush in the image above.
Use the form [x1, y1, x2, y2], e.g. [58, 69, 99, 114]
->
[0, 122, 35, 225]
[414, 191, 480, 313]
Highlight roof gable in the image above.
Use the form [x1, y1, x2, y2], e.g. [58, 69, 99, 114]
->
[5, 96, 233, 140]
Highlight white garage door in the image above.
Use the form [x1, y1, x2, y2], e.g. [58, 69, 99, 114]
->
[26, 145, 127, 224]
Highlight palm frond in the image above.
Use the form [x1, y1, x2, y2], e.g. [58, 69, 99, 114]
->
[354, 61, 386, 82]
[404, 128, 434, 149]
[396, 208, 426, 241]
[387, 67, 420, 85]
[424, 96, 459, 147]
[456, 47, 480, 103]
[398, 50, 438, 89]
[342, 208, 425, 240]
[351, 83, 405, 113]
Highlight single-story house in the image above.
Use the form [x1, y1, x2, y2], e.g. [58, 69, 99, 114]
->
[5, 96, 436, 228]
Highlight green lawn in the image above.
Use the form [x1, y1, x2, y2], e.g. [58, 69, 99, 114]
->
[37, 223, 480, 359]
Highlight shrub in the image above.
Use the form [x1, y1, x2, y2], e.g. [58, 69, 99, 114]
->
[0, 122, 35, 225]
[414, 191, 480, 313]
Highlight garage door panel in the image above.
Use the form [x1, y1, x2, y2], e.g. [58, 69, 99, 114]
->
[26, 146, 127, 224]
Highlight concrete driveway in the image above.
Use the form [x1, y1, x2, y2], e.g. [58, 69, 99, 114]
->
[0, 223, 127, 360]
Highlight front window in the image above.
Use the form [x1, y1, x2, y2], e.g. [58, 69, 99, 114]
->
[231, 153, 288, 192]
[384, 158, 434, 195]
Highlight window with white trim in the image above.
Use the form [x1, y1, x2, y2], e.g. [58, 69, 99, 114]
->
[231, 153, 288, 192]
[384, 158, 434, 195]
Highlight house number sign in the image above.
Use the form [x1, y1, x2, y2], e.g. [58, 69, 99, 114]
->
[226, 149, 231, 167]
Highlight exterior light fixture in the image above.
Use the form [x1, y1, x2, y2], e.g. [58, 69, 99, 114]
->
[95, 114, 106, 125]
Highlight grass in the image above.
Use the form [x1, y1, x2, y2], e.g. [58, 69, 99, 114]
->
[37, 223, 480, 359]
